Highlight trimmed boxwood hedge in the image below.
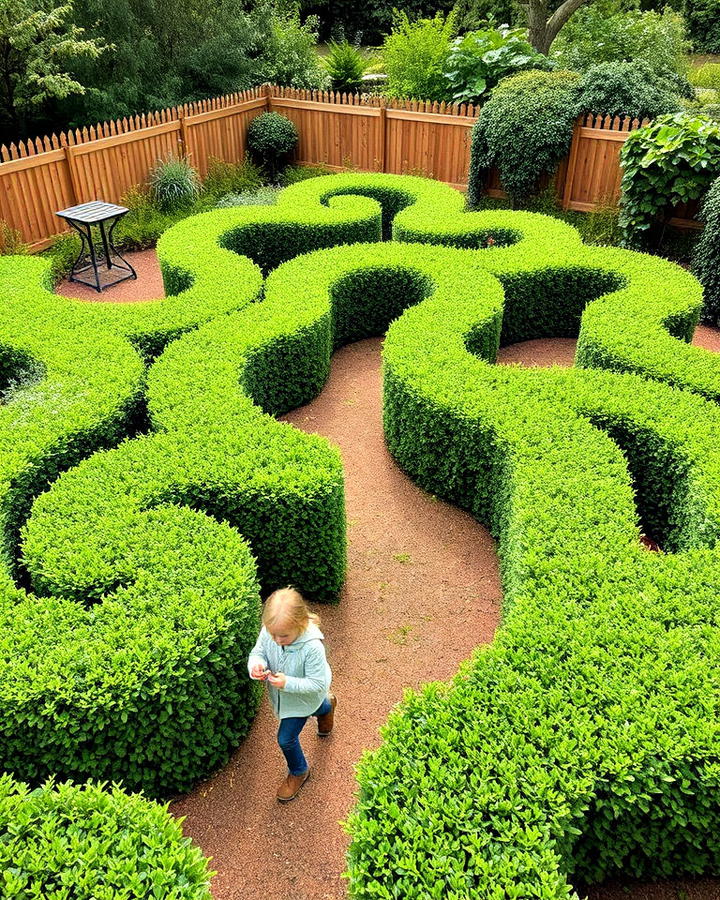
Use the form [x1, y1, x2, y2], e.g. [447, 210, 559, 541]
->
[1, 171, 719, 894]
[0, 774, 213, 898]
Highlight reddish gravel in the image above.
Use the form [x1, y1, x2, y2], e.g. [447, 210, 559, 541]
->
[54, 249, 164, 302]
[56, 252, 720, 900]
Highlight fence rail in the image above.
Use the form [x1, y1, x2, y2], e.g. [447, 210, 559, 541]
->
[0, 90, 699, 252]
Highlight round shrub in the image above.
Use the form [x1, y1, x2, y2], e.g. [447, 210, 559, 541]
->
[247, 112, 299, 180]
[577, 60, 682, 120]
[0, 775, 213, 898]
[468, 69, 580, 207]
[148, 154, 201, 213]
[691, 174, 720, 326]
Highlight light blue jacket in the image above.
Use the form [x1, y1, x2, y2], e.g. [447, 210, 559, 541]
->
[247, 623, 332, 720]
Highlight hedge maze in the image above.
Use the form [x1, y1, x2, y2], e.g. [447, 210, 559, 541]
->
[0, 173, 718, 896]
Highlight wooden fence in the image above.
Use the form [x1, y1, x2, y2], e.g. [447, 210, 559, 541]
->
[0, 90, 699, 251]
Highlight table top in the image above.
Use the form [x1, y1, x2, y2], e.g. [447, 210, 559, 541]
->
[55, 200, 129, 223]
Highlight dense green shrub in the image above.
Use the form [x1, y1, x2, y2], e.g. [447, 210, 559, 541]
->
[577, 60, 682, 120]
[202, 155, 263, 199]
[148, 154, 201, 212]
[552, 5, 691, 81]
[0, 775, 214, 898]
[257, 11, 328, 90]
[322, 40, 367, 93]
[443, 25, 553, 105]
[383, 11, 456, 102]
[0, 221, 29, 256]
[468, 69, 580, 207]
[619, 113, 720, 248]
[691, 174, 720, 325]
[690, 63, 720, 91]
[684, 0, 720, 54]
[247, 112, 300, 180]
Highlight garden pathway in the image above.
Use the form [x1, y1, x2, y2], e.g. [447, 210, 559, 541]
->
[58, 253, 720, 900]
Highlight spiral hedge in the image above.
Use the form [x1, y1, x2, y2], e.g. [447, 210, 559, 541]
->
[0, 172, 718, 895]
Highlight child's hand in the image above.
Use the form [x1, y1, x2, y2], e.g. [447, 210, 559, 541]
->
[250, 663, 269, 680]
[266, 671, 286, 689]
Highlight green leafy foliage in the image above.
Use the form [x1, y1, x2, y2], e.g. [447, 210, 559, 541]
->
[691, 174, 720, 325]
[443, 25, 553, 105]
[576, 60, 682, 120]
[383, 11, 456, 102]
[258, 12, 327, 91]
[322, 41, 367, 93]
[552, 4, 691, 81]
[0, 221, 28, 256]
[619, 113, 720, 247]
[684, 0, 720, 54]
[148, 154, 201, 213]
[202, 155, 263, 200]
[247, 112, 300, 180]
[690, 63, 720, 91]
[0, 775, 214, 898]
[468, 69, 580, 207]
[0, 0, 108, 138]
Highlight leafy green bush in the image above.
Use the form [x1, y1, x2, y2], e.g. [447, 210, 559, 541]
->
[553, 5, 691, 82]
[468, 69, 580, 207]
[202, 155, 263, 200]
[259, 12, 328, 90]
[383, 11, 456, 102]
[690, 64, 720, 91]
[0, 775, 214, 898]
[691, 174, 720, 325]
[148, 154, 201, 213]
[323, 40, 367, 93]
[443, 25, 552, 105]
[247, 112, 300, 180]
[0, 221, 28, 256]
[576, 60, 682, 120]
[684, 0, 720, 54]
[619, 112, 720, 248]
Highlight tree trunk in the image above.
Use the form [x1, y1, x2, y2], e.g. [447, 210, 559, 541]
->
[525, 0, 591, 54]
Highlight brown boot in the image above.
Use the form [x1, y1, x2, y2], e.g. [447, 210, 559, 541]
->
[276, 769, 310, 802]
[317, 693, 337, 736]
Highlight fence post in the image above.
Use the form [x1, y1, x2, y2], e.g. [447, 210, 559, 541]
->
[379, 99, 387, 174]
[562, 116, 583, 211]
[64, 145, 82, 206]
[265, 83, 272, 113]
[178, 105, 188, 159]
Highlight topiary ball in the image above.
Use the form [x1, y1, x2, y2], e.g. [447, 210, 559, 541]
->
[247, 113, 299, 180]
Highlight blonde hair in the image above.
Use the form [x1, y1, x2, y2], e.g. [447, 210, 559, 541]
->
[262, 586, 320, 633]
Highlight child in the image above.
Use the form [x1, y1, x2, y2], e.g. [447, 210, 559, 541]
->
[248, 586, 337, 802]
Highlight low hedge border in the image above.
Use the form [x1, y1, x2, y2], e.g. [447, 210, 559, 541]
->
[0, 775, 213, 898]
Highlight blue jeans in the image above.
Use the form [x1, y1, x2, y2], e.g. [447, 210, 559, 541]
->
[277, 696, 332, 775]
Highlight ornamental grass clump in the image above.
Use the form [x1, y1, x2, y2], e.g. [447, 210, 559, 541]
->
[148, 154, 201, 212]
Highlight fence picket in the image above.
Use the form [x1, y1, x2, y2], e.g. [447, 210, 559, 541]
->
[0, 90, 700, 250]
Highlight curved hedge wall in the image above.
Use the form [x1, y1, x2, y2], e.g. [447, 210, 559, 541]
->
[0, 171, 718, 894]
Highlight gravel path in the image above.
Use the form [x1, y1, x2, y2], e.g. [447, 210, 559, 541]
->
[56, 253, 720, 900]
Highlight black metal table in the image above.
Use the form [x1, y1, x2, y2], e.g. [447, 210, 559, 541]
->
[55, 200, 137, 292]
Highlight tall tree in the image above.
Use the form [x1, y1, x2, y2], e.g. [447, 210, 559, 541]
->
[523, 0, 591, 53]
[0, 0, 107, 138]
